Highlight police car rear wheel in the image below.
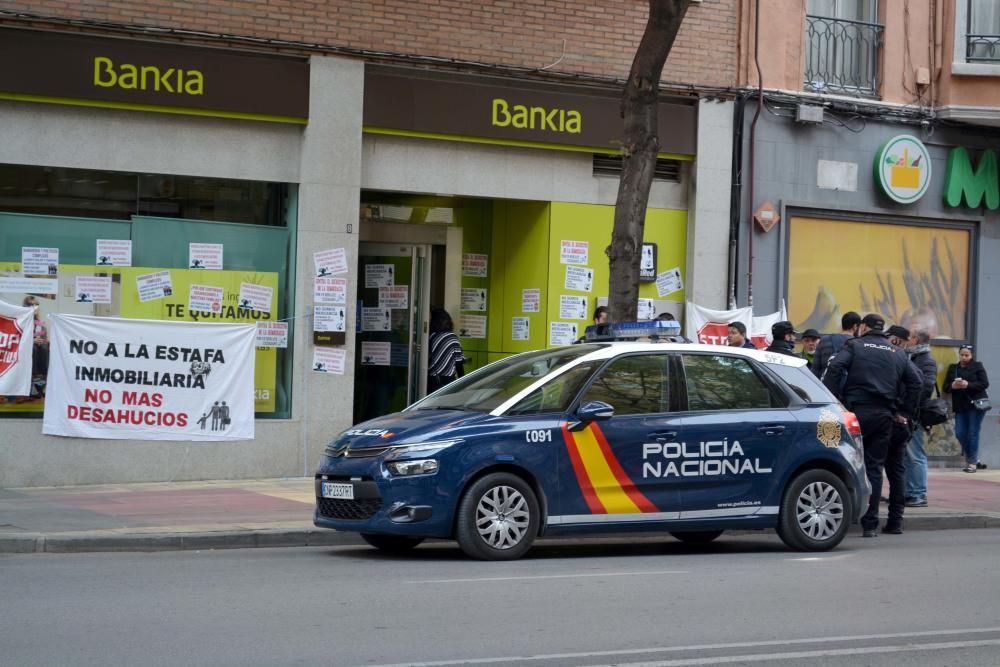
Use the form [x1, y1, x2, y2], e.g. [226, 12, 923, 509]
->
[456, 473, 539, 560]
[669, 530, 724, 544]
[777, 470, 851, 551]
[360, 533, 425, 553]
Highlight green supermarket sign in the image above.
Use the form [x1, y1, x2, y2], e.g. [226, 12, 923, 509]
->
[874, 135, 932, 204]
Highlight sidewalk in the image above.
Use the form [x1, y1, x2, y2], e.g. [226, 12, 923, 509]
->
[2, 470, 1000, 554]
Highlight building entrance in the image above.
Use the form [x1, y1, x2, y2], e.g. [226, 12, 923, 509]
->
[352, 242, 432, 424]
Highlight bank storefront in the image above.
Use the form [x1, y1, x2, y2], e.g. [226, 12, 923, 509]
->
[0, 28, 725, 487]
[738, 107, 1000, 466]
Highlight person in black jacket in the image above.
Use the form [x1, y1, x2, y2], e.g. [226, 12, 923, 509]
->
[813, 311, 861, 379]
[944, 344, 990, 473]
[824, 313, 922, 537]
[903, 329, 937, 507]
[727, 321, 757, 349]
[765, 321, 800, 357]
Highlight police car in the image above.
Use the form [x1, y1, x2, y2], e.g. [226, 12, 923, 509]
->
[315, 321, 870, 560]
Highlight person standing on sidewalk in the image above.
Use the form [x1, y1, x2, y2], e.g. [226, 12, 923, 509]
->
[766, 321, 800, 357]
[814, 311, 861, 379]
[944, 344, 990, 473]
[727, 321, 757, 349]
[824, 313, 921, 537]
[799, 328, 821, 374]
[904, 329, 937, 507]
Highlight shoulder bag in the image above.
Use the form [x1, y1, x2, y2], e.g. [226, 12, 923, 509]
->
[920, 384, 950, 426]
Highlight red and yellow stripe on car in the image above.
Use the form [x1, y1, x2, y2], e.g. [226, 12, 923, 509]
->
[561, 422, 658, 514]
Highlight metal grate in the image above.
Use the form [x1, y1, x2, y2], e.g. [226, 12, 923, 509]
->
[804, 14, 883, 97]
[317, 497, 383, 520]
[592, 155, 681, 182]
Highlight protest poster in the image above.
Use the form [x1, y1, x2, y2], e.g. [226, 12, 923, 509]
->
[362, 307, 391, 331]
[238, 282, 273, 313]
[564, 266, 594, 292]
[461, 288, 487, 312]
[559, 295, 588, 320]
[365, 264, 394, 288]
[0, 276, 58, 295]
[96, 240, 132, 267]
[42, 315, 256, 441]
[378, 286, 409, 309]
[136, 271, 173, 302]
[462, 253, 488, 277]
[314, 305, 347, 332]
[75, 276, 112, 304]
[656, 267, 684, 297]
[549, 322, 578, 345]
[559, 240, 588, 265]
[255, 322, 288, 348]
[314, 248, 348, 277]
[0, 298, 34, 396]
[314, 277, 347, 305]
[521, 288, 541, 313]
[312, 348, 346, 374]
[188, 284, 224, 313]
[22, 247, 59, 276]
[458, 315, 486, 339]
[360, 341, 391, 366]
[512, 317, 529, 341]
[188, 243, 223, 270]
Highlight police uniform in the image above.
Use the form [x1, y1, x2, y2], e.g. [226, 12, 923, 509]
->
[823, 317, 921, 536]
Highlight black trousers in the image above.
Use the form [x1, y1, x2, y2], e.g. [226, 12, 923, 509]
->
[856, 405, 906, 530]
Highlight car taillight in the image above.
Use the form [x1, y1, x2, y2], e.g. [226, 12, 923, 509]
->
[843, 411, 862, 437]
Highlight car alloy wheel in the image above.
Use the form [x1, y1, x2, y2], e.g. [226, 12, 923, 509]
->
[456, 472, 539, 560]
[796, 480, 844, 541]
[777, 469, 851, 551]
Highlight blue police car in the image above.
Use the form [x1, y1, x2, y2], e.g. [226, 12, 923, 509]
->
[314, 322, 870, 560]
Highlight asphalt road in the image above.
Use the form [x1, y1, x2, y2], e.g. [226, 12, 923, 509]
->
[2, 530, 1000, 666]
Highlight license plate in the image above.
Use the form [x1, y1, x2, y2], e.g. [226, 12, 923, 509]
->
[322, 482, 354, 500]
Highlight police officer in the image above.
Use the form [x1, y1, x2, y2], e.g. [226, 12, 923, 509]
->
[766, 321, 800, 357]
[824, 314, 921, 537]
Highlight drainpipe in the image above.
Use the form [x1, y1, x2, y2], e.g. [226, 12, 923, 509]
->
[727, 92, 748, 310]
[746, 0, 764, 308]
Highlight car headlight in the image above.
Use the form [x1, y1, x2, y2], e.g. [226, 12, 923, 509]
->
[382, 439, 461, 460]
[386, 459, 440, 476]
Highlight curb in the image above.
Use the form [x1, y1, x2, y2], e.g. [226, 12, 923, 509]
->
[3, 514, 1000, 554]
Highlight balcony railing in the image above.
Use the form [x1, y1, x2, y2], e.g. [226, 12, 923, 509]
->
[804, 14, 883, 97]
[967, 34, 1000, 62]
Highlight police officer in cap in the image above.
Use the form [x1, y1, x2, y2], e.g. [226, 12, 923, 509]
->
[766, 321, 800, 357]
[823, 313, 921, 537]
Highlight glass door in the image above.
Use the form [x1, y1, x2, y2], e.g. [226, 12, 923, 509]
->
[353, 243, 430, 424]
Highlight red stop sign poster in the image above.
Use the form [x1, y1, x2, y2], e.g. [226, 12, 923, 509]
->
[696, 322, 729, 346]
[0, 314, 24, 379]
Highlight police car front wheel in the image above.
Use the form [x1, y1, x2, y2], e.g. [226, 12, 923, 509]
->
[456, 472, 539, 560]
[777, 469, 851, 551]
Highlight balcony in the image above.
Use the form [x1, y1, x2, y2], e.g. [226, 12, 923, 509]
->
[967, 34, 1000, 63]
[804, 14, 883, 97]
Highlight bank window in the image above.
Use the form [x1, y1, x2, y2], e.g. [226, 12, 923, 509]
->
[579, 355, 670, 415]
[0, 165, 296, 420]
[682, 355, 773, 411]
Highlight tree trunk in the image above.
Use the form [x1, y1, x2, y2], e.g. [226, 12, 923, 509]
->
[607, 0, 691, 322]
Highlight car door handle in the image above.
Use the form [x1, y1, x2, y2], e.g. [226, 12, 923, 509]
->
[758, 425, 786, 436]
[649, 430, 677, 441]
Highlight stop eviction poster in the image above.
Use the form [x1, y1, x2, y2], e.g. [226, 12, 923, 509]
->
[43, 314, 256, 441]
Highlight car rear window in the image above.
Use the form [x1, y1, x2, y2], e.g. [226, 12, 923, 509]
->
[766, 363, 838, 404]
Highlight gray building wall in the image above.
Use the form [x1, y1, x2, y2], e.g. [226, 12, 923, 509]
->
[737, 107, 1000, 467]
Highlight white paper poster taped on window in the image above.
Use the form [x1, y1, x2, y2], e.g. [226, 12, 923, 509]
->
[379, 286, 409, 309]
[75, 276, 112, 305]
[458, 315, 486, 339]
[521, 288, 540, 313]
[549, 321, 578, 346]
[312, 347, 346, 374]
[0, 298, 34, 396]
[314, 305, 347, 332]
[188, 243, 223, 270]
[42, 314, 256, 441]
[255, 322, 288, 348]
[656, 267, 684, 297]
[637, 298, 655, 321]
[187, 284, 224, 313]
[22, 247, 59, 275]
[512, 317, 529, 341]
[559, 295, 588, 320]
[461, 288, 487, 312]
[314, 248, 348, 277]
[238, 282, 273, 313]
[462, 253, 488, 277]
[564, 266, 594, 292]
[96, 240, 132, 267]
[314, 277, 347, 305]
[360, 341, 391, 366]
[365, 264, 394, 288]
[136, 271, 173, 302]
[560, 240, 588, 265]
[362, 307, 391, 331]
[0, 276, 58, 295]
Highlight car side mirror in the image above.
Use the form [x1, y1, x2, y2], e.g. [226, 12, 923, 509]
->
[576, 400, 614, 422]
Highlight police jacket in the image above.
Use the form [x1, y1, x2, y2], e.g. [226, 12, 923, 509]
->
[765, 339, 800, 357]
[822, 331, 921, 416]
[812, 332, 852, 379]
[943, 361, 990, 413]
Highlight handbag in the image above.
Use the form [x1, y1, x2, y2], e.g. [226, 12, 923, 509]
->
[973, 396, 992, 412]
[920, 384, 950, 427]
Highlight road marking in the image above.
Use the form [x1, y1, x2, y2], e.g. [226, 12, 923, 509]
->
[361, 627, 1000, 666]
[599, 639, 1000, 666]
[408, 569, 688, 584]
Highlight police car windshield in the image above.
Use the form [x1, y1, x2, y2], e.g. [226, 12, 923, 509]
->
[411, 345, 604, 412]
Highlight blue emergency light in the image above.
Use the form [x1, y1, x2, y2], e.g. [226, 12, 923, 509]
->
[583, 320, 688, 343]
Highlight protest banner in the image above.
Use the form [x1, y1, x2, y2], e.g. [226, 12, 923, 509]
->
[0, 298, 34, 396]
[42, 315, 256, 441]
